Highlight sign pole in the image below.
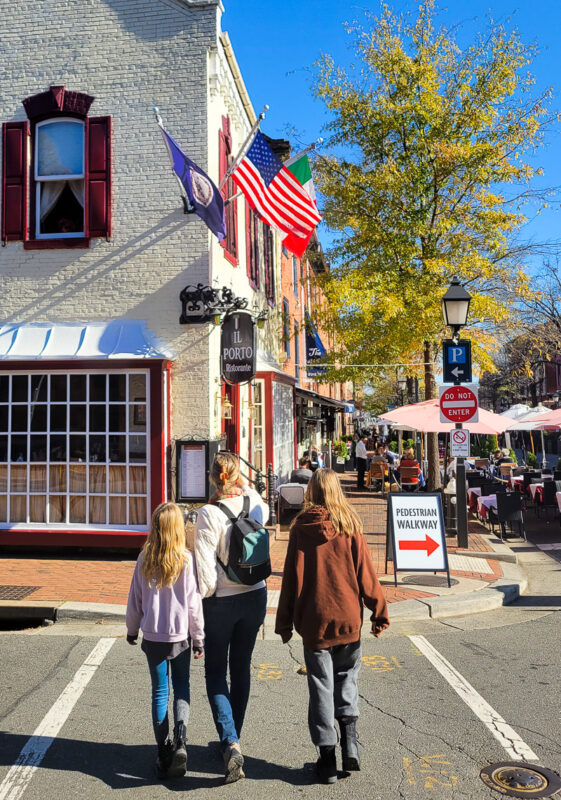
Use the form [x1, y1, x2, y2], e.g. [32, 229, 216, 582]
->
[455, 425, 468, 548]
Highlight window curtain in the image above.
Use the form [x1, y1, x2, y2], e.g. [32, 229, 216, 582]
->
[40, 179, 84, 221]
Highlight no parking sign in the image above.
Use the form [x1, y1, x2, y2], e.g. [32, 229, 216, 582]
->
[450, 428, 470, 458]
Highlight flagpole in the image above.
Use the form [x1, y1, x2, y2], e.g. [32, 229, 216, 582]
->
[218, 104, 269, 191]
[284, 137, 323, 167]
[153, 106, 192, 214]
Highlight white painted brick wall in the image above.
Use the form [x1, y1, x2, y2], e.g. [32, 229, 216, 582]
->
[0, 0, 223, 440]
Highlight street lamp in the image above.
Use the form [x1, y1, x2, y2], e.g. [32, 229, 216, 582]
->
[441, 276, 472, 549]
[397, 375, 407, 406]
[441, 277, 472, 343]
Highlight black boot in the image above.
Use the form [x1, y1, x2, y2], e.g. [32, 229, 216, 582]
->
[338, 716, 360, 771]
[316, 745, 337, 784]
[168, 722, 187, 777]
[155, 739, 174, 779]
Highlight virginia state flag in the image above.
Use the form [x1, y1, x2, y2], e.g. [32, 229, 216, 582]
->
[160, 128, 226, 242]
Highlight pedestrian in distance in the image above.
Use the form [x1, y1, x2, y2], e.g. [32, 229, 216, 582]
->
[275, 468, 390, 784]
[355, 434, 368, 490]
[195, 452, 270, 784]
[126, 502, 204, 780]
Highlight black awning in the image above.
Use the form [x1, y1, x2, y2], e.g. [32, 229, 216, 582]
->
[295, 387, 346, 409]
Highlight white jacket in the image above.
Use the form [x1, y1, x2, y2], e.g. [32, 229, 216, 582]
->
[195, 486, 270, 598]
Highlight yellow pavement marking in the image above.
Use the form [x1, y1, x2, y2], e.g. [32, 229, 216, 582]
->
[402, 755, 459, 789]
[257, 662, 282, 680]
[362, 654, 403, 672]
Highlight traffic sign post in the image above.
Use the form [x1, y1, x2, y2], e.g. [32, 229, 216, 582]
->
[385, 493, 451, 587]
[439, 386, 477, 549]
[442, 339, 472, 384]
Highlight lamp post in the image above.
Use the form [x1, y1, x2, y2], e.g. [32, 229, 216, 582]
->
[397, 374, 407, 406]
[442, 276, 472, 549]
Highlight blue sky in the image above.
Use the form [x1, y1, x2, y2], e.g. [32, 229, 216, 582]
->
[223, 0, 561, 262]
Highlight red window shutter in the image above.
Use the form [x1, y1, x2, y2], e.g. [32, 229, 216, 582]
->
[2, 121, 28, 242]
[86, 116, 112, 238]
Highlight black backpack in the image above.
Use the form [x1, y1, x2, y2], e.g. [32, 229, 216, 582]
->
[215, 495, 271, 586]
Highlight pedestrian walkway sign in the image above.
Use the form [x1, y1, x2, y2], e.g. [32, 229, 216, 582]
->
[442, 339, 472, 384]
[385, 493, 450, 587]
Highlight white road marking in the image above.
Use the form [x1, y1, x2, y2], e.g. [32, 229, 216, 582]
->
[409, 635, 538, 761]
[536, 543, 561, 551]
[0, 638, 116, 800]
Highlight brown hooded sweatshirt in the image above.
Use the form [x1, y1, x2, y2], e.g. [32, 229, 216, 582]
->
[275, 506, 390, 649]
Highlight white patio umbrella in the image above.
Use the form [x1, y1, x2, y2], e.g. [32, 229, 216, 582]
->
[505, 405, 552, 468]
[499, 403, 531, 449]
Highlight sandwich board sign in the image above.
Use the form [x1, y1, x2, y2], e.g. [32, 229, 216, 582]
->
[385, 493, 450, 587]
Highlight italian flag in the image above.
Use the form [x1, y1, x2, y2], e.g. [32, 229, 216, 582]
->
[286, 152, 317, 205]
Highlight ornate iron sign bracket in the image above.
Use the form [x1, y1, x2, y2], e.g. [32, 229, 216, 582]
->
[179, 284, 249, 324]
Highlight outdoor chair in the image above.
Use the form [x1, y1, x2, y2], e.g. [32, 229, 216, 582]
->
[536, 479, 558, 519]
[474, 458, 490, 473]
[499, 464, 514, 479]
[399, 466, 421, 492]
[466, 472, 486, 489]
[368, 462, 387, 496]
[490, 491, 526, 540]
[277, 483, 305, 525]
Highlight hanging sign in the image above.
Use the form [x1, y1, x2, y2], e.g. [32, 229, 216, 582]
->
[221, 312, 256, 385]
[385, 493, 450, 587]
[450, 428, 470, 458]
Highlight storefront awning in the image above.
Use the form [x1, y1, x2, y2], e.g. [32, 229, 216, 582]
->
[0, 322, 175, 360]
[295, 386, 346, 409]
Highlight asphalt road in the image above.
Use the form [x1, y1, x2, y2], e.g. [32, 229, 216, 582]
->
[1, 549, 560, 800]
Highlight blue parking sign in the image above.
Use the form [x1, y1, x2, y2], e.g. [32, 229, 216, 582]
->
[442, 339, 472, 383]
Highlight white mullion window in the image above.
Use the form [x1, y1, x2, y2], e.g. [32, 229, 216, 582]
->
[35, 118, 85, 240]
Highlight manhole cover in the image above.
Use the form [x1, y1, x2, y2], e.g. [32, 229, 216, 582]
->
[402, 575, 459, 588]
[0, 585, 39, 600]
[480, 762, 561, 797]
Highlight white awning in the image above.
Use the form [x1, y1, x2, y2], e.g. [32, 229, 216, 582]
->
[0, 322, 175, 360]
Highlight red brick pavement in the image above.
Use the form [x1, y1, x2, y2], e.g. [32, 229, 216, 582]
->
[0, 474, 502, 609]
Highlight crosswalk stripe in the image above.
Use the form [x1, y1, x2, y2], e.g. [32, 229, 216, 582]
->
[410, 635, 538, 761]
[0, 638, 116, 800]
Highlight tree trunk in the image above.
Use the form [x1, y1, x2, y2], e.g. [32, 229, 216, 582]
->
[424, 340, 442, 491]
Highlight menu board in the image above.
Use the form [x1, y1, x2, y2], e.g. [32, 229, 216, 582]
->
[179, 444, 207, 500]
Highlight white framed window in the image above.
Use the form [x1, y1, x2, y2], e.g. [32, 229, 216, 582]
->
[34, 118, 85, 239]
[251, 379, 265, 474]
[0, 370, 149, 529]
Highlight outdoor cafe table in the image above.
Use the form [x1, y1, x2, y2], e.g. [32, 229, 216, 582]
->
[508, 475, 524, 490]
[477, 494, 497, 521]
[468, 487, 482, 512]
[556, 492, 561, 513]
[529, 483, 544, 501]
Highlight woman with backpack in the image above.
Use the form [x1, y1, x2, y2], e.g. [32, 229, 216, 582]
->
[275, 468, 390, 784]
[126, 502, 205, 779]
[195, 452, 270, 784]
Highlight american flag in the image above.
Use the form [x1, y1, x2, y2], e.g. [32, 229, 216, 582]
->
[231, 132, 322, 257]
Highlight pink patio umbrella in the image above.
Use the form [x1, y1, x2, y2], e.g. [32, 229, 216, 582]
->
[381, 398, 511, 435]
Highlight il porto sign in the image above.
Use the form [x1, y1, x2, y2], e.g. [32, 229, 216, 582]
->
[439, 384, 479, 423]
[221, 312, 256, 385]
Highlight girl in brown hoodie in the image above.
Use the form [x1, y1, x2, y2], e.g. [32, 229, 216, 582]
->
[275, 468, 389, 784]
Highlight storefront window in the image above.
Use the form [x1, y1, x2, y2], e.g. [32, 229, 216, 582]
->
[0, 371, 149, 527]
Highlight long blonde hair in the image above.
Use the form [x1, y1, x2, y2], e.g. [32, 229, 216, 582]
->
[142, 502, 187, 588]
[298, 468, 363, 537]
[210, 452, 242, 496]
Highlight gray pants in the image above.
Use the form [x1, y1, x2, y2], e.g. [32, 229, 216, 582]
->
[303, 641, 362, 746]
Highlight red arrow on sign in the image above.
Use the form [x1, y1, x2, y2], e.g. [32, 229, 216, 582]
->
[398, 535, 440, 557]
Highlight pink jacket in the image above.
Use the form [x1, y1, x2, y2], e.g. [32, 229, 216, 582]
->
[126, 550, 204, 648]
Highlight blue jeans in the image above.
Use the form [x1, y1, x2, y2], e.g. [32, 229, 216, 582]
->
[145, 647, 191, 746]
[203, 587, 267, 746]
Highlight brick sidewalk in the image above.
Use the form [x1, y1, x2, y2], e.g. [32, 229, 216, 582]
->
[0, 474, 502, 610]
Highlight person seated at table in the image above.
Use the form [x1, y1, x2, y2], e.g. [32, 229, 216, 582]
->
[399, 448, 425, 488]
[493, 448, 514, 470]
[382, 442, 398, 465]
[371, 446, 387, 465]
[290, 456, 313, 485]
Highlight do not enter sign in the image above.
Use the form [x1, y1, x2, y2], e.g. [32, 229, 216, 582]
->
[439, 384, 479, 423]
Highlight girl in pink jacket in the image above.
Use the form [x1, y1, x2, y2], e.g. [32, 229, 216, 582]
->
[126, 502, 205, 779]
